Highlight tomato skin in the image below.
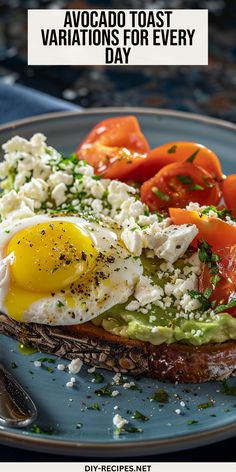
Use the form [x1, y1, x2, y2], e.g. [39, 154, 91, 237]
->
[169, 208, 236, 251]
[140, 162, 221, 212]
[132, 142, 223, 182]
[199, 265, 236, 317]
[76, 116, 150, 180]
[222, 175, 236, 210]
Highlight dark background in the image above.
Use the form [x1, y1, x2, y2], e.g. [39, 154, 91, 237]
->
[0, 0, 236, 123]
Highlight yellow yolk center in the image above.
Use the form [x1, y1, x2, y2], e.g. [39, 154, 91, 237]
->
[4, 220, 97, 321]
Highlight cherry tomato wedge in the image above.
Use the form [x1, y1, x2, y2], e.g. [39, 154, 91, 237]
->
[222, 174, 236, 210]
[199, 264, 236, 317]
[217, 246, 236, 286]
[132, 142, 223, 182]
[169, 208, 236, 251]
[140, 162, 221, 212]
[76, 116, 150, 180]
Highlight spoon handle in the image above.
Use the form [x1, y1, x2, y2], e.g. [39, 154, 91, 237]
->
[0, 363, 37, 428]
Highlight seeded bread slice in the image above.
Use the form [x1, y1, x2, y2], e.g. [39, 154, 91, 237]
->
[1, 312, 236, 383]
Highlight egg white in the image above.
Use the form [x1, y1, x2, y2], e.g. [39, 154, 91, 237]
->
[0, 215, 143, 325]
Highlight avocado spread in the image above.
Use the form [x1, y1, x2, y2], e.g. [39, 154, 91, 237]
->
[93, 252, 236, 346]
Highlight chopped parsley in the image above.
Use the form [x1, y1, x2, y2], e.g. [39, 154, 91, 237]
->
[189, 184, 204, 191]
[132, 410, 149, 422]
[197, 400, 214, 410]
[177, 175, 194, 185]
[151, 387, 169, 403]
[167, 144, 177, 154]
[188, 288, 212, 311]
[30, 424, 52, 435]
[76, 422, 83, 429]
[37, 357, 56, 364]
[186, 148, 200, 163]
[215, 299, 236, 313]
[222, 380, 236, 396]
[92, 372, 105, 383]
[152, 187, 170, 201]
[198, 240, 219, 276]
[56, 300, 64, 308]
[11, 362, 17, 369]
[202, 206, 236, 223]
[88, 402, 100, 410]
[95, 384, 113, 397]
[124, 426, 143, 433]
[186, 420, 199, 425]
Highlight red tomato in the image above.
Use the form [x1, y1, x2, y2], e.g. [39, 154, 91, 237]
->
[76, 116, 150, 180]
[169, 208, 236, 251]
[140, 162, 221, 212]
[222, 174, 236, 209]
[217, 246, 236, 285]
[199, 264, 236, 317]
[132, 142, 223, 182]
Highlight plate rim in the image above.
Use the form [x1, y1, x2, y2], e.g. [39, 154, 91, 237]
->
[0, 106, 235, 133]
[1, 419, 236, 458]
[0, 106, 236, 457]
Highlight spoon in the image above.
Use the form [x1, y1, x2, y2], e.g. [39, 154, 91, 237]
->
[0, 362, 37, 428]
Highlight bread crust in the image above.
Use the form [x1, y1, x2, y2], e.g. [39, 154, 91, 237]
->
[1, 312, 236, 383]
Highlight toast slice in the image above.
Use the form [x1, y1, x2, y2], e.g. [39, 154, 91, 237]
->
[1, 312, 236, 383]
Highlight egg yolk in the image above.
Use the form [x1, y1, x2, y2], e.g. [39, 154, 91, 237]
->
[7, 221, 98, 291]
[4, 220, 98, 321]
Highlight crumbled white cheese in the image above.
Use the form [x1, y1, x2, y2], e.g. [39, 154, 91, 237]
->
[51, 182, 67, 207]
[134, 275, 164, 306]
[68, 358, 83, 374]
[57, 363, 66, 371]
[113, 414, 128, 429]
[34, 360, 42, 367]
[66, 381, 74, 388]
[154, 225, 198, 263]
[111, 390, 120, 397]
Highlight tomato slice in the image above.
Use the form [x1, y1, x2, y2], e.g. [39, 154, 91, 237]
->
[140, 162, 221, 212]
[222, 174, 236, 210]
[199, 264, 236, 317]
[76, 116, 150, 180]
[169, 208, 236, 251]
[132, 142, 223, 182]
[217, 246, 236, 285]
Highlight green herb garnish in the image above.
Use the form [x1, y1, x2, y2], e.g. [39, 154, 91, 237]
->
[215, 299, 236, 313]
[177, 175, 194, 185]
[124, 426, 143, 433]
[11, 362, 17, 369]
[186, 148, 200, 163]
[88, 402, 100, 410]
[95, 384, 113, 397]
[198, 240, 219, 276]
[93, 372, 105, 383]
[222, 380, 236, 395]
[37, 357, 56, 364]
[76, 422, 83, 429]
[187, 420, 199, 425]
[189, 184, 204, 191]
[188, 289, 212, 311]
[197, 400, 214, 410]
[152, 187, 170, 201]
[132, 411, 149, 422]
[56, 300, 64, 308]
[167, 144, 177, 154]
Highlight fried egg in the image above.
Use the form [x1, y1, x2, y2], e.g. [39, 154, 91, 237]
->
[0, 215, 142, 325]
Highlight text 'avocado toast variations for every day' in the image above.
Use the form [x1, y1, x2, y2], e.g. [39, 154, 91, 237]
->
[1, 115, 236, 383]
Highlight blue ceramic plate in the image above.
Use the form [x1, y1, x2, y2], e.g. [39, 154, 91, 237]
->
[0, 108, 236, 457]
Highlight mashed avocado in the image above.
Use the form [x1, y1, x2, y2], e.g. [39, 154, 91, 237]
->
[93, 253, 236, 346]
